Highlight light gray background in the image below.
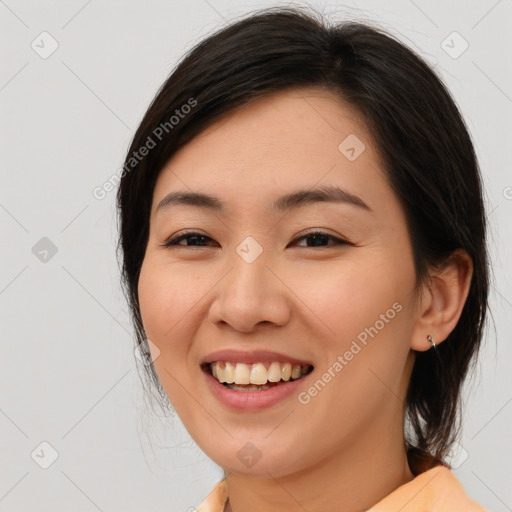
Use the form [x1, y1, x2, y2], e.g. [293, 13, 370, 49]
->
[1, 0, 511, 510]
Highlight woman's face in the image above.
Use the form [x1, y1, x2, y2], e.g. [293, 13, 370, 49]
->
[138, 87, 420, 477]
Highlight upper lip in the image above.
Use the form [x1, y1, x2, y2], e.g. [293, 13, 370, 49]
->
[201, 349, 313, 367]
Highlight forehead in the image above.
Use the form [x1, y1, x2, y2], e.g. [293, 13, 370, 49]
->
[187, 86, 372, 157]
[151, 86, 390, 217]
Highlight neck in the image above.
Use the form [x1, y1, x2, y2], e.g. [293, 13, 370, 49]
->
[224, 418, 414, 512]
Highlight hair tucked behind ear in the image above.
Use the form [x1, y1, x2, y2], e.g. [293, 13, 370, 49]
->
[116, 5, 489, 474]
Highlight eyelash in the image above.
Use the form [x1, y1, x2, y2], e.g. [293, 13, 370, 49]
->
[161, 230, 350, 249]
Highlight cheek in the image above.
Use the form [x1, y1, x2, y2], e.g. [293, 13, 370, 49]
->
[286, 254, 409, 346]
[287, 252, 415, 399]
[137, 259, 195, 391]
[137, 257, 217, 410]
[138, 258, 208, 342]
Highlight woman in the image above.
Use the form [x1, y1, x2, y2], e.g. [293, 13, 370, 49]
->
[116, 6, 489, 511]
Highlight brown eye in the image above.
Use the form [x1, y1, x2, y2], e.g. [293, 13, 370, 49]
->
[161, 230, 351, 249]
[162, 232, 217, 248]
[291, 231, 350, 248]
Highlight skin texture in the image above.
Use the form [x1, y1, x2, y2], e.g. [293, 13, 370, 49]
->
[137, 86, 473, 512]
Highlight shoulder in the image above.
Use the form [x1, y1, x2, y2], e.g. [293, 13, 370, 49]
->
[196, 479, 228, 512]
[196, 467, 488, 512]
[368, 465, 488, 511]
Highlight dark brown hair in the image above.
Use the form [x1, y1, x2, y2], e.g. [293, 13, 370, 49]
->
[116, 6, 489, 475]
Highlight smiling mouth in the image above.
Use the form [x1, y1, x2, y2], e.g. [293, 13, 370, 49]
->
[202, 361, 314, 391]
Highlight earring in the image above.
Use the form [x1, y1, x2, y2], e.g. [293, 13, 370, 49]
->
[427, 334, 436, 349]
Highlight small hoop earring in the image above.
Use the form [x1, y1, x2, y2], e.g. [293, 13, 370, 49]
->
[427, 334, 436, 349]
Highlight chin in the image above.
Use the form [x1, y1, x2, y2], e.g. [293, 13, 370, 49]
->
[202, 439, 311, 479]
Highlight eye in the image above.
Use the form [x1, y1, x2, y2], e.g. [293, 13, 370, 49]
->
[161, 230, 350, 249]
[162, 231, 217, 248]
[290, 230, 350, 248]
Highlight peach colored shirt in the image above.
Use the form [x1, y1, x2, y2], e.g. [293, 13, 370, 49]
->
[196, 465, 487, 511]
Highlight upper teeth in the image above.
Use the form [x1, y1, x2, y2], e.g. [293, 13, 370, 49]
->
[210, 361, 310, 385]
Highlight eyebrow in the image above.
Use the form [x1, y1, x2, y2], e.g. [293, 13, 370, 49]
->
[155, 184, 372, 215]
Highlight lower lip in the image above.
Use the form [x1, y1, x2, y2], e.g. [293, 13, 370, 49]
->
[202, 368, 311, 411]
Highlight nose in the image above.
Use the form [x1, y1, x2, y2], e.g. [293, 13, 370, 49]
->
[207, 248, 292, 334]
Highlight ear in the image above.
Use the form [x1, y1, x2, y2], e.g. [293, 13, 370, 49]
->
[410, 249, 473, 351]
